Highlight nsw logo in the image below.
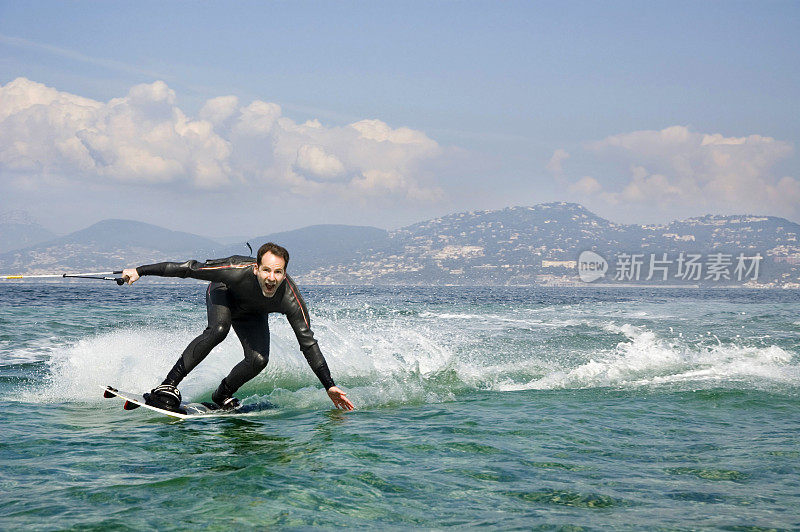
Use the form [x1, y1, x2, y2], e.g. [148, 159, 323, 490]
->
[578, 251, 608, 283]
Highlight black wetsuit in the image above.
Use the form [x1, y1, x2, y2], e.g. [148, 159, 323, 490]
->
[136, 255, 334, 397]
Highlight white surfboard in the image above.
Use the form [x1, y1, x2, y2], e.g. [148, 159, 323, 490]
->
[100, 385, 239, 419]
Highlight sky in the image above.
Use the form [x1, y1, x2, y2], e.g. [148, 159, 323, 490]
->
[1, 1, 798, 238]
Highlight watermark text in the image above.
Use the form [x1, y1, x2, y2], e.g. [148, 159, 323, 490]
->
[578, 251, 762, 283]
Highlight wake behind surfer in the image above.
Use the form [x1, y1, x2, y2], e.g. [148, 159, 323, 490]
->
[121, 242, 354, 412]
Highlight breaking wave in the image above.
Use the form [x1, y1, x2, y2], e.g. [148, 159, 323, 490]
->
[19, 304, 800, 407]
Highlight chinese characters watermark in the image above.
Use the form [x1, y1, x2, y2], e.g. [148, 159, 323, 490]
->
[578, 251, 762, 283]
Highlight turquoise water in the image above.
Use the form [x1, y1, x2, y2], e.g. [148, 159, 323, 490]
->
[1, 283, 799, 529]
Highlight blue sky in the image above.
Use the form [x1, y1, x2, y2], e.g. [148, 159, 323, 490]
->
[1, 1, 798, 237]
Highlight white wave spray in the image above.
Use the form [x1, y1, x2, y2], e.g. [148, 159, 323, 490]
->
[20, 301, 800, 406]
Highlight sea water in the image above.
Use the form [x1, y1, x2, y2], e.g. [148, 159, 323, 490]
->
[0, 282, 798, 530]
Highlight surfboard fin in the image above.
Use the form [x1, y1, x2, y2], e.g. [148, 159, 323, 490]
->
[123, 401, 141, 410]
[103, 386, 118, 398]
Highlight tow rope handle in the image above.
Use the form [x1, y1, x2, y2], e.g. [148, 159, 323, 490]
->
[2, 271, 126, 284]
[62, 271, 126, 285]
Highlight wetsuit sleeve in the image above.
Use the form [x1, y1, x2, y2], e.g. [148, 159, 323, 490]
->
[282, 278, 336, 390]
[136, 258, 253, 283]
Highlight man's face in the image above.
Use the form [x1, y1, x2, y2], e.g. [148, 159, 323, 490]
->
[253, 252, 286, 297]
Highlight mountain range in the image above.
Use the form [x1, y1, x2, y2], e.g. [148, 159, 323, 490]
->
[1, 203, 798, 287]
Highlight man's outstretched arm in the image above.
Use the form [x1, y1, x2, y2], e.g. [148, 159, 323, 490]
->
[283, 277, 355, 410]
[122, 257, 253, 285]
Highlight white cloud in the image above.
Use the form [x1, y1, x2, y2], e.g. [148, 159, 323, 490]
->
[199, 95, 239, 126]
[546, 148, 570, 174]
[575, 125, 797, 215]
[0, 77, 443, 200]
[294, 144, 345, 179]
[568, 176, 602, 195]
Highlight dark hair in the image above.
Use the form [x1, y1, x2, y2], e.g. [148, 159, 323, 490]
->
[256, 242, 289, 268]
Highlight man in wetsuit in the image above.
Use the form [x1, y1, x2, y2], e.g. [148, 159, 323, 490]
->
[121, 242, 354, 412]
